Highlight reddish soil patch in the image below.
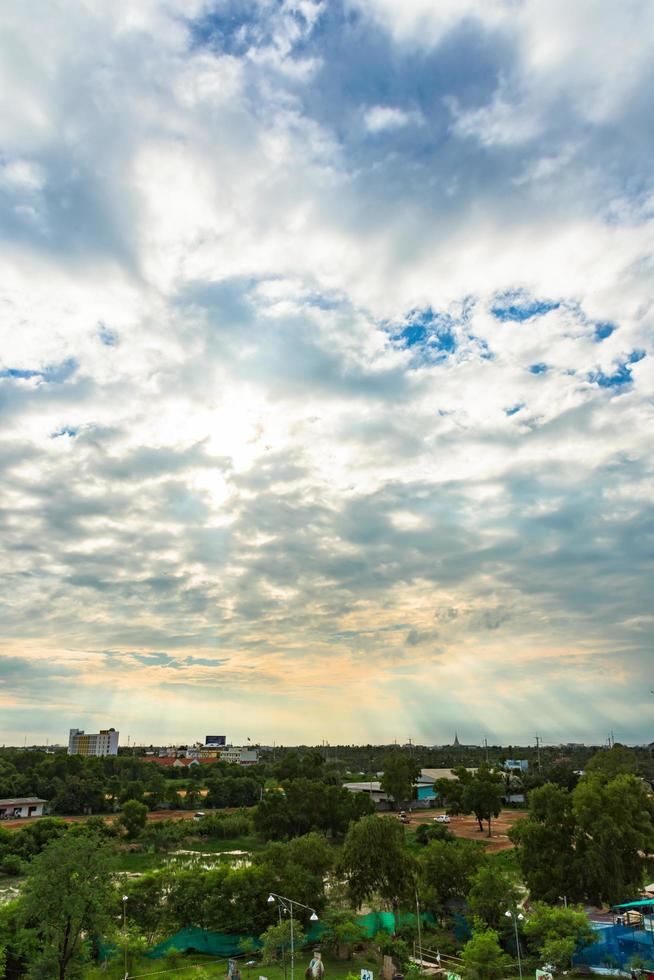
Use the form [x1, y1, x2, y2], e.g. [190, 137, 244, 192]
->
[391, 808, 528, 852]
[1, 808, 224, 831]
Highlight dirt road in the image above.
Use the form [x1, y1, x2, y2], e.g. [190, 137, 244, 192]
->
[401, 808, 527, 852]
[0, 808, 211, 831]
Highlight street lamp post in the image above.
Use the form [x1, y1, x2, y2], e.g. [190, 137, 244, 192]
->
[268, 893, 319, 980]
[415, 886, 423, 971]
[122, 894, 129, 980]
[505, 910, 524, 980]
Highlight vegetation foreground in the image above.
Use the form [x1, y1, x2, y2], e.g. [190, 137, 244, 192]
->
[0, 743, 653, 978]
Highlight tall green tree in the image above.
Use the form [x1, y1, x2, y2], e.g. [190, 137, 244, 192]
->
[585, 746, 637, 781]
[573, 773, 654, 904]
[512, 773, 654, 905]
[260, 920, 307, 965]
[380, 753, 421, 810]
[467, 864, 521, 931]
[419, 839, 486, 923]
[19, 833, 116, 979]
[461, 923, 511, 980]
[121, 798, 148, 838]
[522, 903, 596, 971]
[340, 816, 416, 927]
[510, 783, 578, 903]
[461, 769, 503, 837]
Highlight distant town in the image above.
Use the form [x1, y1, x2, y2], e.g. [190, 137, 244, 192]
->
[2, 731, 654, 978]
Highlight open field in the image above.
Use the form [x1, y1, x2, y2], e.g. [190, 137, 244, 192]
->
[84, 950, 376, 980]
[0, 807, 238, 830]
[402, 808, 527, 852]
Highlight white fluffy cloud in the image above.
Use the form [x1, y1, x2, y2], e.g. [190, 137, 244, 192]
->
[0, 0, 652, 745]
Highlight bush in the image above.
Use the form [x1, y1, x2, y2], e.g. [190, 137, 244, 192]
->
[374, 934, 410, 968]
[197, 812, 253, 839]
[0, 854, 25, 876]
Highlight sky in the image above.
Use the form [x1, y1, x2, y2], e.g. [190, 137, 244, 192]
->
[0, 0, 653, 748]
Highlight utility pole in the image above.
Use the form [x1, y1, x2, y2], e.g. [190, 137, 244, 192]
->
[534, 735, 541, 771]
[484, 738, 489, 764]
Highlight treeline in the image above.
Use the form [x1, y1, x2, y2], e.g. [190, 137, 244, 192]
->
[0, 807, 602, 978]
[4, 741, 654, 818]
[510, 745, 654, 906]
[0, 749, 268, 816]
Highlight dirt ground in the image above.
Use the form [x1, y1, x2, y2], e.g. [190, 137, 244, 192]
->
[402, 808, 527, 852]
[0, 808, 213, 830]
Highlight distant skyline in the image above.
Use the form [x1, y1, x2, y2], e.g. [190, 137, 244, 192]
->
[1, 1, 653, 745]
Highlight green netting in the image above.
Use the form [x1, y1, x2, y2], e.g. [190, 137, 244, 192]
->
[145, 911, 436, 959]
[149, 927, 263, 959]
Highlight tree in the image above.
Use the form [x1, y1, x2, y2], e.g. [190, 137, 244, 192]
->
[419, 839, 486, 923]
[461, 924, 511, 980]
[114, 922, 149, 974]
[340, 816, 416, 927]
[585, 746, 637, 781]
[512, 773, 654, 906]
[319, 908, 367, 960]
[380, 753, 421, 810]
[123, 871, 174, 943]
[260, 920, 307, 965]
[19, 833, 116, 979]
[121, 798, 148, 838]
[572, 773, 653, 904]
[522, 903, 596, 972]
[467, 865, 521, 932]
[461, 771, 503, 837]
[434, 768, 473, 813]
[510, 783, 578, 903]
[414, 823, 455, 846]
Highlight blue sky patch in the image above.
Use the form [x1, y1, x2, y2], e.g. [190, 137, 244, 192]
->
[529, 362, 548, 374]
[589, 350, 646, 388]
[1, 358, 77, 383]
[51, 426, 79, 439]
[594, 321, 615, 341]
[0, 367, 41, 379]
[98, 322, 118, 346]
[491, 290, 559, 322]
[392, 307, 457, 362]
[505, 403, 524, 416]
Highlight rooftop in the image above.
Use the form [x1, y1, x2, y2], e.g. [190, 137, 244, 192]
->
[0, 797, 48, 806]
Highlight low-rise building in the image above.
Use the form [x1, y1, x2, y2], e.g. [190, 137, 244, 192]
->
[68, 727, 119, 756]
[0, 797, 47, 820]
[218, 746, 259, 766]
[344, 768, 476, 810]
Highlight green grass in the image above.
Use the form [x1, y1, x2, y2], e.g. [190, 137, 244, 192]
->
[113, 849, 169, 873]
[84, 950, 366, 979]
[0, 874, 23, 906]
[487, 847, 521, 877]
[112, 835, 262, 874]
[182, 836, 264, 854]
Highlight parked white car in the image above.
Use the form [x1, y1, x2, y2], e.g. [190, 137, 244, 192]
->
[433, 814, 451, 823]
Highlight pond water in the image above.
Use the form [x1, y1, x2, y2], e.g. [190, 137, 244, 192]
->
[0, 876, 22, 906]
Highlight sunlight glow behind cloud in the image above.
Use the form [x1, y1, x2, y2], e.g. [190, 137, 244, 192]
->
[0, 0, 652, 746]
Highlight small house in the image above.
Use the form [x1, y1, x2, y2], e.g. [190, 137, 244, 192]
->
[0, 797, 47, 820]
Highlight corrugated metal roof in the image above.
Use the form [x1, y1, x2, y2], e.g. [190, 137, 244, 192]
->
[612, 899, 654, 910]
[0, 798, 47, 806]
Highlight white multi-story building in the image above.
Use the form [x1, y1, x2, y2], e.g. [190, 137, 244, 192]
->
[219, 746, 259, 766]
[68, 727, 119, 756]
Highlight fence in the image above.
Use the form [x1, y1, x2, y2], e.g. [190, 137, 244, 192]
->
[573, 923, 654, 972]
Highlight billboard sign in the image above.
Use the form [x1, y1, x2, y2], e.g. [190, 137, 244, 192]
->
[205, 735, 226, 746]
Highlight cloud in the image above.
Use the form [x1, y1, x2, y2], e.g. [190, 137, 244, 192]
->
[363, 105, 423, 133]
[0, 0, 652, 745]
